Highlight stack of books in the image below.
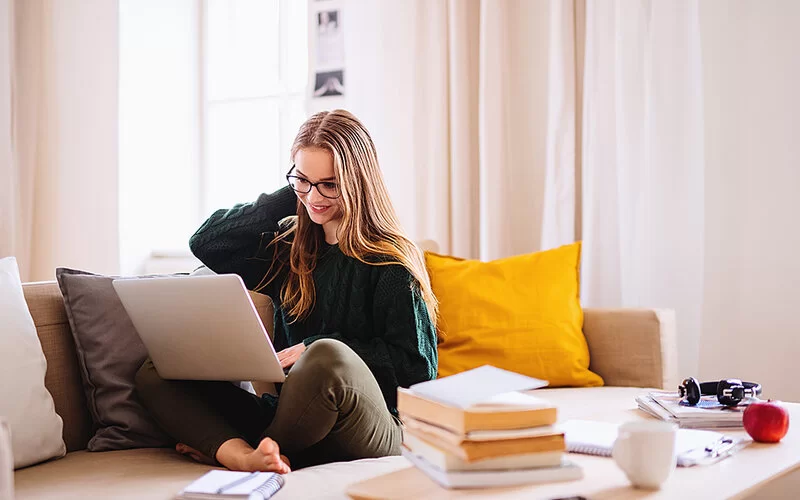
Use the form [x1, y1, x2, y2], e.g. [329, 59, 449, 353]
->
[636, 391, 747, 428]
[397, 366, 583, 489]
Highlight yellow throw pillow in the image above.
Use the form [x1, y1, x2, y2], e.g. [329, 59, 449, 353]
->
[425, 242, 603, 387]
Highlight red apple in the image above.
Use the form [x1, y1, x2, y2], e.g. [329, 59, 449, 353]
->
[743, 400, 790, 443]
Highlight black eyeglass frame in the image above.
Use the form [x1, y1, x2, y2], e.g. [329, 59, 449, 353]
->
[285, 166, 341, 199]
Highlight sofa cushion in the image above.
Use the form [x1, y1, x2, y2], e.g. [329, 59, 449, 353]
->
[14, 448, 214, 499]
[0, 257, 66, 469]
[55, 268, 174, 451]
[425, 243, 603, 387]
[13, 447, 410, 499]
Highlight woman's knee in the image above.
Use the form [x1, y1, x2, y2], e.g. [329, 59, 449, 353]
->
[297, 339, 360, 379]
[303, 338, 351, 363]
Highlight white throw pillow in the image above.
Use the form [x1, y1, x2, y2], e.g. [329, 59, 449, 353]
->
[0, 257, 66, 468]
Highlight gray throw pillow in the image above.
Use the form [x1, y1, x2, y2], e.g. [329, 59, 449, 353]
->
[55, 268, 174, 451]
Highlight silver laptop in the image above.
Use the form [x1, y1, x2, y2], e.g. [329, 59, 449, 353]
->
[112, 274, 285, 383]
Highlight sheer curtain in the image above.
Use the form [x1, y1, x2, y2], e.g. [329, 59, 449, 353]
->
[345, 0, 582, 260]
[580, 0, 705, 376]
[345, 0, 705, 376]
[0, 0, 44, 281]
[0, 0, 119, 282]
[0, 0, 13, 265]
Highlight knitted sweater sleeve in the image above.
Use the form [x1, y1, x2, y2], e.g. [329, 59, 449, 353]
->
[188, 186, 297, 290]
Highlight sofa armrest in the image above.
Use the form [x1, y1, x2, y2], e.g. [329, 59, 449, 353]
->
[583, 309, 678, 390]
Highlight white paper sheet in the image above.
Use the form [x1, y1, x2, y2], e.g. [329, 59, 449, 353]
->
[409, 365, 548, 409]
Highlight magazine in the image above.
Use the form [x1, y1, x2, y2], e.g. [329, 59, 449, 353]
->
[636, 391, 749, 429]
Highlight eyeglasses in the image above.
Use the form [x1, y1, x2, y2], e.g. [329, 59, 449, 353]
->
[286, 166, 341, 199]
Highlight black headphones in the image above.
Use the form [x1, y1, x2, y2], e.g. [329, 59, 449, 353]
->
[678, 377, 762, 407]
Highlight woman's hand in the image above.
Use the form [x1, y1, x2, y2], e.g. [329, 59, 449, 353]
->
[277, 343, 306, 369]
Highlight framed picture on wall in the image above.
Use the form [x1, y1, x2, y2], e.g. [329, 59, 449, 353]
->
[313, 70, 344, 97]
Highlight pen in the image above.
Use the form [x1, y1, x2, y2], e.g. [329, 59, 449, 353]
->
[217, 471, 259, 494]
[705, 437, 735, 458]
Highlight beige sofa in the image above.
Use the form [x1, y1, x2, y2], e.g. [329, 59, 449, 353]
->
[14, 281, 678, 499]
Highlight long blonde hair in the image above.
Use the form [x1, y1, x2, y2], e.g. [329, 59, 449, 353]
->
[257, 110, 438, 327]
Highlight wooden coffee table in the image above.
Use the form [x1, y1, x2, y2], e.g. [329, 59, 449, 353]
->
[347, 389, 800, 499]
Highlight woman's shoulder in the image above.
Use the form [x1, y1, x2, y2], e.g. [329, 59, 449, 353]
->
[369, 260, 418, 288]
[335, 245, 420, 288]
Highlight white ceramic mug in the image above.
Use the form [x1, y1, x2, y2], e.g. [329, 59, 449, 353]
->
[0, 418, 13, 500]
[612, 420, 677, 490]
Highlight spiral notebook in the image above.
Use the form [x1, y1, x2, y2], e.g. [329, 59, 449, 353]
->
[560, 420, 749, 467]
[176, 470, 285, 499]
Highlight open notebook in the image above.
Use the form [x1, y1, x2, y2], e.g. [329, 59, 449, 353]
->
[560, 420, 750, 467]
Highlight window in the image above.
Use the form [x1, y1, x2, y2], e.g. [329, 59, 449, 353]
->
[119, 0, 308, 275]
[202, 0, 308, 213]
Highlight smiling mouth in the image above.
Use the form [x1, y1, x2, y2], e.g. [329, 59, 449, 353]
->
[309, 203, 331, 214]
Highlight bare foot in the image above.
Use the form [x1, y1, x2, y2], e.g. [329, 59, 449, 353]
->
[176, 443, 216, 466]
[216, 437, 291, 474]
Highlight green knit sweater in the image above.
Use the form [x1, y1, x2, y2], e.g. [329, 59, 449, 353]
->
[188, 186, 438, 415]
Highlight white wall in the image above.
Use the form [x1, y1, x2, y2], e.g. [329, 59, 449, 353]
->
[306, 0, 345, 115]
[343, 1, 420, 236]
[699, 1, 800, 400]
[28, 0, 119, 280]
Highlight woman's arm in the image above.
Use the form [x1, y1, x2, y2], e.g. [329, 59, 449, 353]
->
[189, 186, 297, 289]
[302, 265, 438, 410]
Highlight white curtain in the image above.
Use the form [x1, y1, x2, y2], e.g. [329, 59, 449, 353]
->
[0, 1, 13, 264]
[0, 0, 43, 282]
[345, 0, 581, 260]
[0, 0, 119, 282]
[580, 0, 705, 377]
[344, 0, 705, 376]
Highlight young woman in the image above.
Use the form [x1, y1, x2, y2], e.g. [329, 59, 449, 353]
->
[135, 110, 438, 474]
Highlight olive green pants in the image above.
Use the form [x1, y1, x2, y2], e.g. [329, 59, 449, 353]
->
[135, 338, 402, 469]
